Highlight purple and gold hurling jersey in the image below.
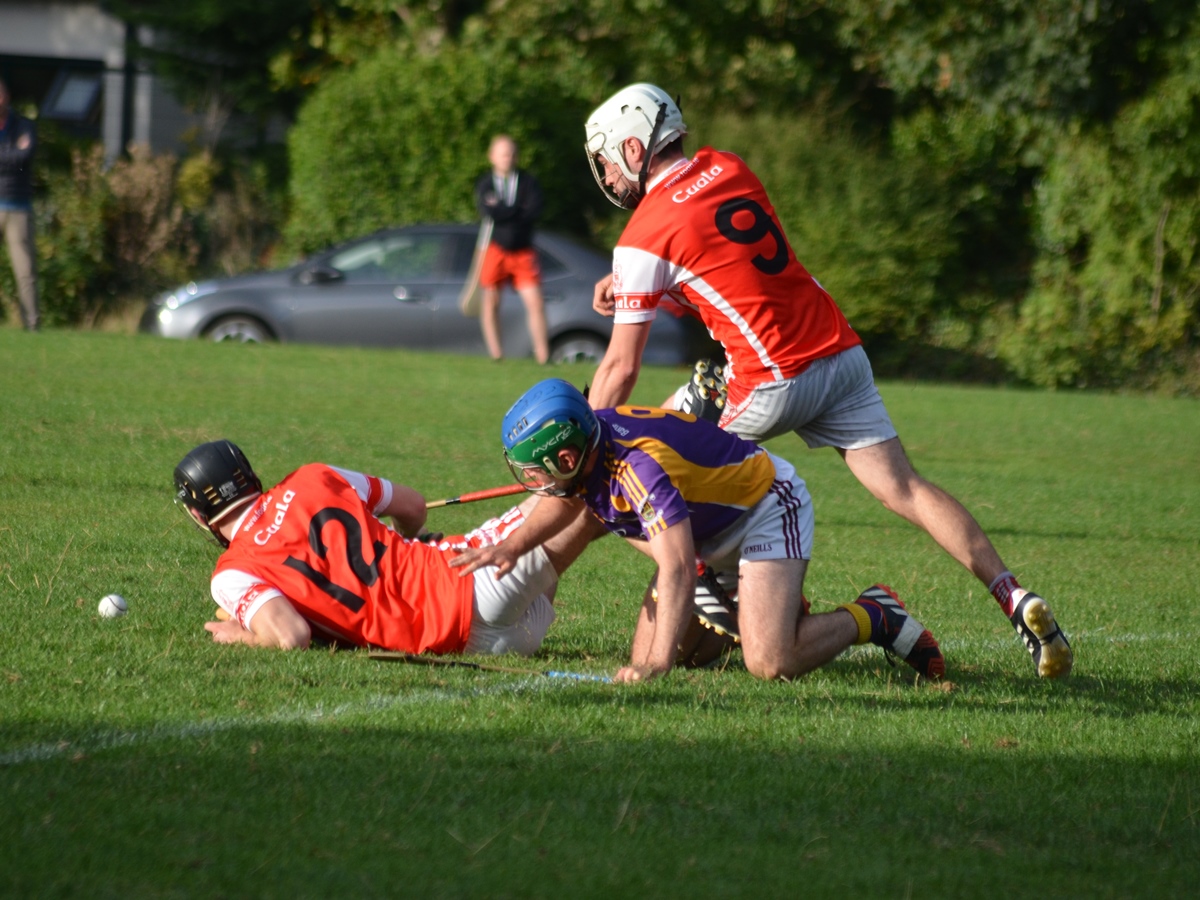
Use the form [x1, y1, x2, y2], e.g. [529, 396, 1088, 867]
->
[578, 406, 776, 542]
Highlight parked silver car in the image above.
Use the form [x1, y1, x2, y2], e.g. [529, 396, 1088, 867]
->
[139, 224, 714, 365]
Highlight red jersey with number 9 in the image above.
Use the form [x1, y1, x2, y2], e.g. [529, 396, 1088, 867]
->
[213, 464, 473, 653]
[610, 147, 861, 406]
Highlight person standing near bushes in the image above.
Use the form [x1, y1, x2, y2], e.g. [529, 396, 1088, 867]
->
[474, 135, 549, 363]
[0, 78, 38, 332]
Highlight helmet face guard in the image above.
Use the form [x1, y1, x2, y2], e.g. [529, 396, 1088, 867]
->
[504, 421, 590, 496]
[502, 380, 600, 497]
[585, 83, 686, 210]
[173, 440, 263, 547]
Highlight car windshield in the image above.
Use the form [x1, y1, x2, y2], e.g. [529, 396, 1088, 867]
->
[329, 233, 449, 282]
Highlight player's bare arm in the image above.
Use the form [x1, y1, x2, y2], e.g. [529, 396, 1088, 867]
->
[615, 520, 696, 683]
[587, 321, 652, 409]
[204, 596, 311, 650]
[380, 483, 428, 537]
[450, 494, 583, 578]
[592, 273, 615, 316]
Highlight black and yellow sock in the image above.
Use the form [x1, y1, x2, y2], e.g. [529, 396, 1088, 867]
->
[841, 601, 874, 646]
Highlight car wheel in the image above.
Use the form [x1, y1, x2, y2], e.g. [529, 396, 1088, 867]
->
[550, 332, 607, 364]
[206, 316, 272, 343]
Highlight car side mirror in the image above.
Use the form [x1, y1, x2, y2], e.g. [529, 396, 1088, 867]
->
[297, 265, 344, 286]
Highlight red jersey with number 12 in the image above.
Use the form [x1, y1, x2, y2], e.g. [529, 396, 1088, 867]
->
[611, 147, 861, 405]
[213, 464, 473, 653]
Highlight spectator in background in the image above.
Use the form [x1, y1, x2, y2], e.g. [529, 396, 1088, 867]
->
[474, 135, 549, 363]
[0, 78, 38, 332]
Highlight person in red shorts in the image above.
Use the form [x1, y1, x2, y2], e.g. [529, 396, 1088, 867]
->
[582, 83, 1072, 679]
[475, 135, 550, 364]
[174, 440, 593, 655]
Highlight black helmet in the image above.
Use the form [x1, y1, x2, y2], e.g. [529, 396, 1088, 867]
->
[174, 440, 263, 546]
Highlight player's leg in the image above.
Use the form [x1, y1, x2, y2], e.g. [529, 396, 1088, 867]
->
[737, 558, 856, 679]
[841, 437, 1006, 585]
[813, 351, 1067, 672]
[730, 346, 1071, 677]
[705, 456, 846, 679]
[738, 561, 945, 680]
[477, 243, 507, 360]
[512, 246, 548, 363]
[515, 283, 549, 364]
[480, 285, 504, 360]
[3, 210, 39, 330]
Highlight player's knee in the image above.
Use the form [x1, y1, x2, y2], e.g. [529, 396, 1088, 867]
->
[869, 471, 923, 513]
[742, 646, 795, 681]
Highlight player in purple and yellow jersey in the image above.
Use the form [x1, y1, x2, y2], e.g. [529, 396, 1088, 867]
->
[451, 379, 945, 684]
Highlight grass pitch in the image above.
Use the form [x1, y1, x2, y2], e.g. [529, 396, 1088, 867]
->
[1, 330, 1198, 897]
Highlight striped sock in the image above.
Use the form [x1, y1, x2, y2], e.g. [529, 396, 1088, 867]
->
[989, 571, 1021, 617]
[841, 600, 876, 645]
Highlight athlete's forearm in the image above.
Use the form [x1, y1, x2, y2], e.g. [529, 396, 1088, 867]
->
[645, 563, 695, 673]
[588, 359, 637, 410]
[248, 597, 313, 649]
[641, 522, 698, 673]
[381, 484, 427, 537]
[588, 322, 651, 409]
[504, 496, 583, 557]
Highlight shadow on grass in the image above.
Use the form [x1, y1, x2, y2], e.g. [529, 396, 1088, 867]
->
[1, 714, 1195, 898]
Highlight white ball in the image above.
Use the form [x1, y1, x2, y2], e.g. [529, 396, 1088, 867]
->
[98, 593, 128, 618]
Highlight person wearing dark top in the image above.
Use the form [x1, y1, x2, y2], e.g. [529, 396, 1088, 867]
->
[0, 78, 38, 332]
[473, 135, 549, 363]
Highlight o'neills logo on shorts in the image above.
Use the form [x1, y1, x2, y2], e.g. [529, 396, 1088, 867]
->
[672, 165, 724, 203]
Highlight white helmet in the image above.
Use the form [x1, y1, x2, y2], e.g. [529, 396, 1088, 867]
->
[584, 83, 687, 209]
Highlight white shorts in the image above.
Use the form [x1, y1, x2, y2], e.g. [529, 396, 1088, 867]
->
[464, 544, 558, 656]
[718, 345, 897, 449]
[695, 453, 814, 570]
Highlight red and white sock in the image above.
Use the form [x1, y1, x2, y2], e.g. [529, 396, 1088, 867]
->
[989, 571, 1021, 617]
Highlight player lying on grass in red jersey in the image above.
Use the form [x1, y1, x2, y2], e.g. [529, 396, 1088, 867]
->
[450, 379, 945, 685]
[174, 440, 595, 656]
[582, 83, 1071, 679]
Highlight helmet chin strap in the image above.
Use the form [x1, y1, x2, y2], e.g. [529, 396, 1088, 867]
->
[627, 102, 668, 210]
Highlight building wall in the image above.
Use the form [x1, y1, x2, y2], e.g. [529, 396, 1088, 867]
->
[0, 1, 125, 62]
[0, 1, 201, 161]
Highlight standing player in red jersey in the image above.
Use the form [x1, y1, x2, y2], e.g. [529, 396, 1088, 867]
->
[582, 83, 1072, 679]
[173, 440, 593, 655]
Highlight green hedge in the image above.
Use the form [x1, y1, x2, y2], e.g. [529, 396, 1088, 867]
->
[1003, 25, 1200, 392]
[284, 46, 600, 255]
[688, 111, 963, 360]
[0, 144, 284, 328]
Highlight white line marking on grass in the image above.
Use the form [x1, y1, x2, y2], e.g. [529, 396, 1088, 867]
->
[936, 630, 1193, 654]
[835, 629, 1194, 664]
[0, 677, 564, 768]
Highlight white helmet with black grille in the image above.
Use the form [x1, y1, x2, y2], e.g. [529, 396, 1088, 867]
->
[584, 83, 687, 209]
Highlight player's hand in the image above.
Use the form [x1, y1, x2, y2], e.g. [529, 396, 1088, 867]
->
[448, 542, 520, 578]
[592, 274, 615, 317]
[17, 134, 30, 150]
[613, 663, 667, 684]
[205, 619, 250, 644]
